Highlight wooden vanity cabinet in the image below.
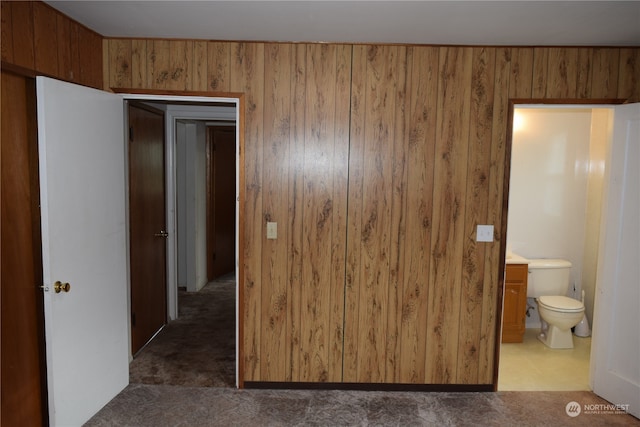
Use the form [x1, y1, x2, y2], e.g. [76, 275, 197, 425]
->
[502, 263, 528, 343]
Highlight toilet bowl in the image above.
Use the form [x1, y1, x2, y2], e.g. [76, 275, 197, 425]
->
[526, 258, 585, 349]
[536, 295, 584, 349]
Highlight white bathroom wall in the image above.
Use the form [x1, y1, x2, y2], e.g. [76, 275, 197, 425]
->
[507, 108, 593, 328]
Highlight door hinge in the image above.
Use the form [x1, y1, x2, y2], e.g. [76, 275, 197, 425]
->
[129, 126, 134, 141]
[131, 312, 136, 327]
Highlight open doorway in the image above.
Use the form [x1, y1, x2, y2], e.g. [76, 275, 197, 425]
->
[498, 104, 613, 391]
[121, 95, 242, 388]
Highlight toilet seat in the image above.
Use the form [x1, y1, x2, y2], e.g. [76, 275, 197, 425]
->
[538, 295, 584, 313]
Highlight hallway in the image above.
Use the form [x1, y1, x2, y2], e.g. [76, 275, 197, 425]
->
[129, 275, 236, 388]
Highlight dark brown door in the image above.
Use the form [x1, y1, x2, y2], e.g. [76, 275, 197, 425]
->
[1, 72, 48, 426]
[207, 126, 236, 280]
[129, 103, 167, 355]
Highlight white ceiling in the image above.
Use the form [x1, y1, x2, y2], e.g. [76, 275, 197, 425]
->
[46, 1, 640, 47]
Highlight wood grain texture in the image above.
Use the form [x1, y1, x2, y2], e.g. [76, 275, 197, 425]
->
[77, 27, 103, 89]
[299, 44, 348, 382]
[109, 39, 132, 89]
[131, 40, 148, 89]
[56, 14, 72, 81]
[1, 2, 14, 63]
[397, 46, 439, 384]
[509, 48, 533, 99]
[193, 41, 208, 91]
[230, 42, 265, 381]
[33, 2, 58, 77]
[425, 46, 472, 384]
[546, 48, 578, 98]
[1, 71, 46, 427]
[591, 48, 619, 99]
[457, 47, 495, 384]
[479, 47, 512, 384]
[207, 42, 231, 92]
[9, 1, 36, 70]
[576, 48, 593, 99]
[343, 44, 366, 383]
[617, 48, 640, 101]
[286, 43, 307, 381]
[531, 48, 549, 98]
[260, 43, 291, 381]
[102, 38, 640, 386]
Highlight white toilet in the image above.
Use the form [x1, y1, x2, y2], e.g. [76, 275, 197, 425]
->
[527, 259, 585, 349]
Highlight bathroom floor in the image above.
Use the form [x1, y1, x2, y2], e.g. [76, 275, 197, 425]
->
[498, 328, 592, 391]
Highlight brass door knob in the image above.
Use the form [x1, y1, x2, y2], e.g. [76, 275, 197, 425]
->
[54, 281, 71, 293]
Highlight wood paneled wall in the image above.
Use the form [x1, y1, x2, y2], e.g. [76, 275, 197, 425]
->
[1, 1, 102, 89]
[105, 39, 639, 385]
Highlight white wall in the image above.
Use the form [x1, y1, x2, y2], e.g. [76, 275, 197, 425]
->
[507, 108, 602, 328]
[176, 120, 208, 292]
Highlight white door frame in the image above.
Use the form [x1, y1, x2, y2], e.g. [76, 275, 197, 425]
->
[122, 93, 241, 386]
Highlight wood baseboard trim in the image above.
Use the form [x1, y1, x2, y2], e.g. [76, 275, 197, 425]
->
[243, 381, 493, 392]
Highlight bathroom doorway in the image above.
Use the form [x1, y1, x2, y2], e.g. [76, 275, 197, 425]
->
[498, 104, 613, 391]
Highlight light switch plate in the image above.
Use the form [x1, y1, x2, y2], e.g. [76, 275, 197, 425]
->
[476, 225, 494, 242]
[266, 222, 277, 240]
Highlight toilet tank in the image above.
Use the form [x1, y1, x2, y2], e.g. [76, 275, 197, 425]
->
[526, 259, 572, 298]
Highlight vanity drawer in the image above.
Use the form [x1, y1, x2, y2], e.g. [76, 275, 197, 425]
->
[505, 263, 528, 282]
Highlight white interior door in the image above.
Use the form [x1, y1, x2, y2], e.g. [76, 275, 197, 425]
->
[590, 103, 640, 418]
[37, 77, 129, 426]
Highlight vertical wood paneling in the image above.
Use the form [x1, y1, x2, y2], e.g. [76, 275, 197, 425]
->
[1, 2, 14, 62]
[102, 38, 640, 386]
[10, 2, 36, 70]
[546, 48, 578, 98]
[385, 46, 408, 383]
[77, 27, 103, 89]
[591, 48, 619, 98]
[260, 43, 291, 381]
[68, 21, 81, 84]
[131, 40, 148, 88]
[147, 40, 171, 89]
[425, 46, 472, 383]
[56, 14, 72, 80]
[299, 44, 347, 382]
[343, 45, 367, 383]
[33, 2, 58, 77]
[576, 48, 593, 98]
[509, 48, 533, 98]
[286, 44, 307, 381]
[618, 48, 640, 101]
[168, 40, 192, 90]
[109, 39, 132, 88]
[397, 46, 439, 383]
[479, 47, 511, 384]
[328, 44, 351, 382]
[230, 42, 265, 381]
[207, 42, 231, 92]
[193, 41, 208, 91]
[346, 45, 401, 382]
[531, 48, 548, 98]
[457, 47, 496, 384]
